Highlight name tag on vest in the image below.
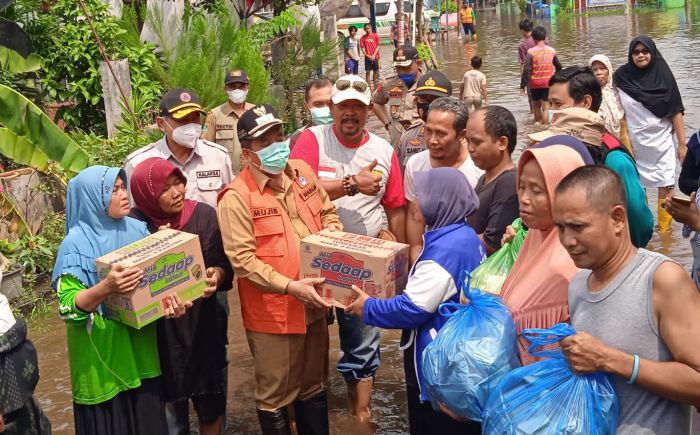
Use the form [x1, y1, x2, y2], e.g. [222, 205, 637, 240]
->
[299, 183, 318, 201]
[252, 207, 281, 218]
[197, 170, 221, 178]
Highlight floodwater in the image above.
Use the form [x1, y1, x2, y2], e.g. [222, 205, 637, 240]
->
[30, 4, 700, 434]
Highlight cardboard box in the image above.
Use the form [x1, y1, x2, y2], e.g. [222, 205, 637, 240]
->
[96, 229, 207, 328]
[300, 229, 409, 307]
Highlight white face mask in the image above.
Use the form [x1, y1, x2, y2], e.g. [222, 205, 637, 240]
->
[227, 89, 248, 104]
[168, 122, 202, 148]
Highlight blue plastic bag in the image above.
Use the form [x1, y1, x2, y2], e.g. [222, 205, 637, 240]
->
[482, 323, 620, 435]
[421, 272, 520, 421]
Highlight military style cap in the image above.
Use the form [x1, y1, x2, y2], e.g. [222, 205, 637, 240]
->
[393, 44, 419, 67]
[225, 69, 249, 85]
[159, 88, 206, 119]
[415, 71, 453, 97]
[238, 104, 284, 140]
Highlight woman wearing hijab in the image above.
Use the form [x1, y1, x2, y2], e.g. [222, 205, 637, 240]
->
[346, 167, 486, 435]
[499, 145, 584, 365]
[589, 55, 630, 146]
[129, 157, 233, 435]
[613, 36, 686, 232]
[52, 166, 188, 435]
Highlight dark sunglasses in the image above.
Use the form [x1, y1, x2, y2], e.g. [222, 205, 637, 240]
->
[335, 79, 369, 93]
[632, 48, 650, 56]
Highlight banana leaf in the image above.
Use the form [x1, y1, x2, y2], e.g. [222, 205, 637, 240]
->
[0, 128, 48, 170]
[0, 84, 89, 176]
[0, 17, 32, 58]
[0, 46, 41, 73]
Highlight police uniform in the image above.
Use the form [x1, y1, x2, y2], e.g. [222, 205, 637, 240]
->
[398, 120, 427, 173]
[372, 45, 422, 151]
[396, 70, 453, 174]
[202, 69, 254, 176]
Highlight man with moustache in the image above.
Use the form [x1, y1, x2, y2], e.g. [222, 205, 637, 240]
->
[291, 75, 406, 423]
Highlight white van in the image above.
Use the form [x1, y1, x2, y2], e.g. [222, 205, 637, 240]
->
[336, 0, 422, 41]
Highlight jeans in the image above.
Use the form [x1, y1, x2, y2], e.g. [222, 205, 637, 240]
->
[165, 401, 190, 435]
[335, 307, 381, 382]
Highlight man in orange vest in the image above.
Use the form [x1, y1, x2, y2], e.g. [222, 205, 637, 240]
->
[519, 26, 562, 125]
[460, 2, 476, 42]
[217, 104, 342, 435]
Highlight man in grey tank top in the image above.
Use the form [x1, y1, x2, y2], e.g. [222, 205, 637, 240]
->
[551, 165, 700, 435]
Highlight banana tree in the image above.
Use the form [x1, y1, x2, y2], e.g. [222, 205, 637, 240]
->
[0, 84, 90, 178]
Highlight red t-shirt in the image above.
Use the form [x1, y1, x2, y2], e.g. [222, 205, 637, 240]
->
[360, 33, 381, 59]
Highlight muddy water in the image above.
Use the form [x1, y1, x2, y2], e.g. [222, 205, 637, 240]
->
[31, 5, 700, 433]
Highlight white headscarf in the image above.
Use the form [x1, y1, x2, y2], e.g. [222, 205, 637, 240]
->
[590, 54, 625, 137]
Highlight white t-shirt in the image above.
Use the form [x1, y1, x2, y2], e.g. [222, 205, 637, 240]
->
[403, 149, 484, 201]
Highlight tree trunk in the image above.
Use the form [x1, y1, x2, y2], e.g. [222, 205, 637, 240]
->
[271, 0, 287, 72]
[397, 0, 405, 45]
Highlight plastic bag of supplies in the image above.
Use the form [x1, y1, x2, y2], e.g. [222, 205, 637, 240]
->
[482, 323, 620, 435]
[421, 272, 520, 421]
[467, 218, 527, 297]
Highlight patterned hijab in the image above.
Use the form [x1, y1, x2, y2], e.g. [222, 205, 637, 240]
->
[590, 54, 625, 137]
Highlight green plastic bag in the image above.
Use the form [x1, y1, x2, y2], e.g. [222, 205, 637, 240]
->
[467, 219, 527, 296]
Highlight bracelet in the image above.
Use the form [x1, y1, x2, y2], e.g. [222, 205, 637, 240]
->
[627, 354, 640, 385]
[342, 175, 360, 196]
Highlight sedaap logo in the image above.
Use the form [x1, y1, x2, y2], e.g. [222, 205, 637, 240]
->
[311, 252, 372, 287]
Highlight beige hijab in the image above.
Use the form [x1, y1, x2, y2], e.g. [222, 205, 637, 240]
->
[500, 145, 584, 365]
[590, 54, 625, 137]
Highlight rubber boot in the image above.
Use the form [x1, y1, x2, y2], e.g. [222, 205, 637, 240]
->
[256, 408, 291, 435]
[347, 378, 373, 422]
[293, 390, 329, 435]
[659, 201, 672, 233]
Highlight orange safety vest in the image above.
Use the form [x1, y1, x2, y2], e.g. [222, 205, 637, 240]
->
[460, 7, 474, 23]
[528, 45, 556, 89]
[218, 160, 324, 334]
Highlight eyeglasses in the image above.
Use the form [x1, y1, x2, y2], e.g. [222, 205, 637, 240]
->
[632, 48, 650, 56]
[335, 79, 369, 93]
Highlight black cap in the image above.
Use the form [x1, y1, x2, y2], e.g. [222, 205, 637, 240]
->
[225, 69, 249, 85]
[393, 44, 419, 67]
[159, 88, 205, 119]
[237, 104, 284, 140]
[415, 71, 453, 97]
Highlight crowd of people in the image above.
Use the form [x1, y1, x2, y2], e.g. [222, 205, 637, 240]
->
[3, 12, 697, 435]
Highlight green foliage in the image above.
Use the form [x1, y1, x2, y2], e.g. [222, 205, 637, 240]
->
[515, 0, 528, 12]
[437, 1, 459, 13]
[0, 225, 59, 287]
[13, 0, 162, 133]
[150, 5, 270, 109]
[416, 43, 434, 68]
[247, 10, 300, 44]
[0, 84, 90, 177]
[270, 17, 340, 133]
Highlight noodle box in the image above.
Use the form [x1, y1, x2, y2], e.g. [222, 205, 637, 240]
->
[300, 229, 409, 308]
[96, 228, 206, 328]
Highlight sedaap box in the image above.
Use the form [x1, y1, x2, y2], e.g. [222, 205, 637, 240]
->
[300, 229, 409, 308]
[96, 228, 207, 329]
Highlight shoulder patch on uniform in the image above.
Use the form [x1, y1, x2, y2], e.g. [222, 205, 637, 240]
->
[200, 139, 229, 154]
[125, 143, 156, 161]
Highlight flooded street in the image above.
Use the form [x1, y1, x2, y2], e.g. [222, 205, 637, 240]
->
[30, 4, 700, 433]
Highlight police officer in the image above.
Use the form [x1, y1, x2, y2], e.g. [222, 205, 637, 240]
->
[202, 69, 255, 175]
[397, 70, 453, 173]
[124, 88, 234, 430]
[372, 44, 423, 151]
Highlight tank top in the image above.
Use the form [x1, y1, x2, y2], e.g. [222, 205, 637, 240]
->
[568, 249, 690, 435]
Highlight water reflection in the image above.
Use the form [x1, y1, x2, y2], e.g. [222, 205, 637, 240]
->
[31, 5, 698, 433]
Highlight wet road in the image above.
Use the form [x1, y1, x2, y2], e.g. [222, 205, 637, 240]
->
[30, 3, 700, 433]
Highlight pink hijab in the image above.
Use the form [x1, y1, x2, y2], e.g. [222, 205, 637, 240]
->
[501, 145, 585, 365]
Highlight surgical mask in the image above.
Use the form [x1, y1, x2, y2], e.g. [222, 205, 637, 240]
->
[399, 73, 417, 88]
[227, 89, 248, 104]
[417, 102, 431, 122]
[169, 122, 202, 148]
[256, 141, 290, 174]
[310, 106, 333, 125]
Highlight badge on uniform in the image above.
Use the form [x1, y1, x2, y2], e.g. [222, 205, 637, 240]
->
[409, 137, 422, 145]
[372, 169, 383, 178]
[390, 106, 399, 115]
[389, 86, 403, 97]
[297, 176, 308, 187]
[318, 166, 337, 180]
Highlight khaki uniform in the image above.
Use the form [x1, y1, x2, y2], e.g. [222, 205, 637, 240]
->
[202, 101, 254, 175]
[124, 138, 234, 208]
[372, 74, 420, 151]
[397, 120, 427, 174]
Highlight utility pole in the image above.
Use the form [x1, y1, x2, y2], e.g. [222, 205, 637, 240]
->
[397, 0, 405, 45]
[370, 0, 377, 33]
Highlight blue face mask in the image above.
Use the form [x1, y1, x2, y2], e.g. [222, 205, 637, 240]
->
[256, 142, 290, 175]
[399, 73, 417, 88]
[310, 106, 333, 125]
